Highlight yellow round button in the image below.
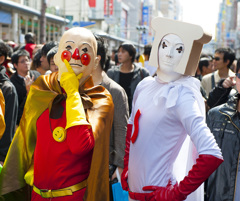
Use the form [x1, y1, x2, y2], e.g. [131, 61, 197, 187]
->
[53, 127, 66, 142]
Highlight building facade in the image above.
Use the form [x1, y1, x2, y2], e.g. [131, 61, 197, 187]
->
[0, 0, 183, 54]
[0, 0, 67, 45]
[215, 0, 239, 56]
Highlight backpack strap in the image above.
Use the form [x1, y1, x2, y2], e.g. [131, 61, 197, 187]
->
[140, 68, 144, 80]
[211, 72, 215, 89]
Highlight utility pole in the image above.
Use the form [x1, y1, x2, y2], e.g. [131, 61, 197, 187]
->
[79, 0, 82, 22]
[40, 0, 47, 44]
[136, 25, 147, 53]
[155, 0, 159, 17]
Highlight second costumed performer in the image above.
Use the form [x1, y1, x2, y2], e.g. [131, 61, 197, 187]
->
[121, 17, 224, 201]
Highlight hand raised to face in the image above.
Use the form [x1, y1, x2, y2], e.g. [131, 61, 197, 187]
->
[54, 27, 99, 85]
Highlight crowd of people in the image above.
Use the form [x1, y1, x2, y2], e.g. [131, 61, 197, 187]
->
[0, 17, 239, 201]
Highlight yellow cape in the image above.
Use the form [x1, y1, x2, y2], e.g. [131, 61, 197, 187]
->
[0, 72, 114, 201]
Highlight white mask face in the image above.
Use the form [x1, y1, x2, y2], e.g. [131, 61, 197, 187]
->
[157, 34, 184, 82]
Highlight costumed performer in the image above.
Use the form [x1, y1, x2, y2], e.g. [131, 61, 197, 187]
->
[0, 27, 114, 201]
[121, 17, 223, 201]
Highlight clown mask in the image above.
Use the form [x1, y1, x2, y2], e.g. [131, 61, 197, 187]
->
[54, 27, 99, 84]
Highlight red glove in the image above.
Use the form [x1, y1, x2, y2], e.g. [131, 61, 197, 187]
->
[143, 154, 223, 201]
[143, 182, 186, 201]
[121, 124, 133, 191]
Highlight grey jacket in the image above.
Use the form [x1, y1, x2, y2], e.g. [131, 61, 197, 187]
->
[107, 63, 149, 113]
[101, 72, 129, 168]
[107, 64, 149, 97]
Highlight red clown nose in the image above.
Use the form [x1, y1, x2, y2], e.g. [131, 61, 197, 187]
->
[72, 48, 81, 60]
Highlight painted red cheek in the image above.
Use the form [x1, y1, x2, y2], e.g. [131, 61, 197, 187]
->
[61, 50, 72, 62]
[81, 53, 91, 66]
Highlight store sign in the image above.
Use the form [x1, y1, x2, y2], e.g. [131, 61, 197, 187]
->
[0, 11, 11, 24]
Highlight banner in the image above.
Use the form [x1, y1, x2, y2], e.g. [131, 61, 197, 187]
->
[142, 4, 149, 45]
[109, 0, 113, 16]
[89, 0, 96, 8]
[104, 0, 114, 16]
[142, 6, 149, 26]
[104, 0, 107, 16]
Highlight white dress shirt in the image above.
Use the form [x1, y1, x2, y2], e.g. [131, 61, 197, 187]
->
[128, 76, 222, 201]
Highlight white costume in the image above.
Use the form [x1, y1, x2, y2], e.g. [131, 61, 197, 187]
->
[122, 17, 223, 201]
[128, 76, 222, 201]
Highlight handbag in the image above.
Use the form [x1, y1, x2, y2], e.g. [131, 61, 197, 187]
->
[110, 166, 129, 201]
[112, 182, 129, 201]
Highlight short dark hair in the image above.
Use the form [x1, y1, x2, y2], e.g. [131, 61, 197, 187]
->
[41, 41, 59, 57]
[11, 49, 30, 65]
[47, 46, 58, 65]
[143, 44, 152, 56]
[7, 45, 13, 59]
[136, 54, 140, 62]
[118, 42, 136, 63]
[215, 47, 235, 68]
[25, 32, 35, 44]
[0, 42, 9, 62]
[31, 49, 42, 70]
[112, 49, 117, 54]
[94, 34, 106, 69]
[198, 57, 210, 73]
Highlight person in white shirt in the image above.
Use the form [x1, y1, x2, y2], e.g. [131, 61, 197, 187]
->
[201, 47, 235, 97]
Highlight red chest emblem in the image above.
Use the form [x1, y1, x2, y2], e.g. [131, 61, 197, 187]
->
[131, 109, 141, 144]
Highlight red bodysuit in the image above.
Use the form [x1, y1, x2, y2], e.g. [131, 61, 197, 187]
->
[32, 101, 94, 201]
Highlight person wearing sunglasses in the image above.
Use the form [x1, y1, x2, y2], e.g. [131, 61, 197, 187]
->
[206, 58, 240, 201]
[206, 73, 236, 109]
[201, 47, 235, 97]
